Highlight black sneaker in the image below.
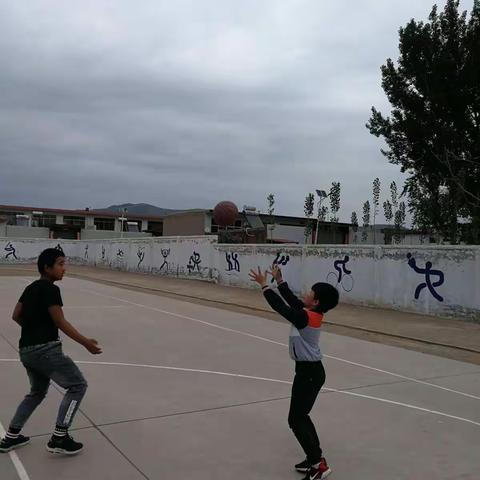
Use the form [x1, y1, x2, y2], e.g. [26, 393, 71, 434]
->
[0, 435, 30, 453]
[295, 458, 312, 473]
[46, 434, 83, 455]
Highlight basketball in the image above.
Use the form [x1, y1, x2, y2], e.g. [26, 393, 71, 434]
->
[213, 201, 238, 227]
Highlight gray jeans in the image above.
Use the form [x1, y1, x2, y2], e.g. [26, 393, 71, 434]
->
[9, 341, 88, 431]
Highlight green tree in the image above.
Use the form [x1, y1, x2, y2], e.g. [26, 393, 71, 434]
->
[329, 182, 341, 243]
[329, 182, 341, 223]
[351, 211, 359, 243]
[318, 205, 329, 222]
[372, 178, 381, 243]
[362, 201, 371, 242]
[394, 201, 407, 243]
[390, 182, 398, 211]
[366, 0, 480, 244]
[304, 193, 315, 243]
[267, 193, 276, 242]
[383, 200, 393, 225]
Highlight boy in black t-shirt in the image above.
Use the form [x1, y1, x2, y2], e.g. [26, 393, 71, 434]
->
[0, 248, 102, 455]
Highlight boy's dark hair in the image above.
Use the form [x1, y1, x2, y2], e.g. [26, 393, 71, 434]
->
[312, 282, 339, 313]
[37, 248, 65, 274]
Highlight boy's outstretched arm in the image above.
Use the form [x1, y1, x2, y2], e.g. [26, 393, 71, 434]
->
[271, 264, 305, 309]
[249, 267, 308, 329]
[48, 305, 102, 354]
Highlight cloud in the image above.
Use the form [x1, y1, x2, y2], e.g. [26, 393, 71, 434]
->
[0, 0, 473, 221]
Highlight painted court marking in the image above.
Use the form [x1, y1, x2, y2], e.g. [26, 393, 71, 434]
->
[1, 277, 478, 479]
[0, 421, 31, 480]
[1, 358, 478, 428]
[79, 286, 480, 401]
[0, 305, 129, 311]
[3, 276, 479, 401]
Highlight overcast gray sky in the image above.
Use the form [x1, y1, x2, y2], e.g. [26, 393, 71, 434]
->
[0, 0, 474, 221]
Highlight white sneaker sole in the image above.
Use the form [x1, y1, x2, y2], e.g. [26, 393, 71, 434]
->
[320, 468, 332, 479]
[46, 445, 83, 455]
[0, 439, 30, 453]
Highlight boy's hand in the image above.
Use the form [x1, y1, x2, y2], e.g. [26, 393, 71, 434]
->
[271, 264, 283, 283]
[249, 267, 268, 288]
[84, 338, 102, 355]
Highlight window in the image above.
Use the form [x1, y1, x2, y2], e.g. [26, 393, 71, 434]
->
[63, 216, 85, 228]
[32, 214, 56, 227]
[15, 215, 30, 227]
[1, 211, 23, 225]
[147, 221, 163, 235]
[211, 218, 243, 233]
[127, 221, 141, 232]
[94, 217, 115, 231]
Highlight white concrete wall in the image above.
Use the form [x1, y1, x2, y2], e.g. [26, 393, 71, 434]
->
[1, 236, 478, 321]
[5, 226, 50, 239]
[213, 244, 480, 321]
[0, 236, 218, 282]
[80, 230, 152, 240]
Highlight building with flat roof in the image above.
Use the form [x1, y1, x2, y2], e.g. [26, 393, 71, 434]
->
[163, 208, 351, 244]
[0, 204, 163, 239]
[0, 203, 352, 244]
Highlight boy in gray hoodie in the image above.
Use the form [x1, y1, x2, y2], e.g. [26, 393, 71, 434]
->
[249, 264, 338, 480]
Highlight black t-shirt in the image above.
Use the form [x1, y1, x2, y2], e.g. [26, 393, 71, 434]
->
[18, 279, 63, 348]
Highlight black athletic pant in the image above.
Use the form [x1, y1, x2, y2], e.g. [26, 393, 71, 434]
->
[288, 361, 326, 464]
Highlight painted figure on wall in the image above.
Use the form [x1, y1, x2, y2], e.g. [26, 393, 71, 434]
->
[271, 252, 290, 282]
[326, 255, 354, 292]
[407, 253, 444, 302]
[226, 252, 240, 272]
[160, 248, 170, 272]
[187, 251, 202, 273]
[137, 246, 145, 268]
[4, 242, 17, 260]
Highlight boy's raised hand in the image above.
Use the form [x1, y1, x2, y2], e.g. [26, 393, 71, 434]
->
[249, 266, 268, 287]
[271, 264, 283, 283]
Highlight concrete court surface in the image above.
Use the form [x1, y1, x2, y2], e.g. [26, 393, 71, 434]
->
[0, 274, 479, 480]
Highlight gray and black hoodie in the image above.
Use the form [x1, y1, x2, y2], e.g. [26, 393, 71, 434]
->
[262, 281, 324, 362]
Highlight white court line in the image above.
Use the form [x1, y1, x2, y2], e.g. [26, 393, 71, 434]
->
[3, 358, 478, 429]
[0, 305, 129, 311]
[78, 287, 480, 401]
[68, 361, 480, 428]
[64, 305, 129, 310]
[0, 422, 31, 480]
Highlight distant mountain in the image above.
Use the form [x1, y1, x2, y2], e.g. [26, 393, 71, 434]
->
[94, 203, 183, 217]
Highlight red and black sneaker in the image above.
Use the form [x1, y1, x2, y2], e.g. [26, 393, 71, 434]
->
[302, 457, 332, 480]
[295, 458, 312, 473]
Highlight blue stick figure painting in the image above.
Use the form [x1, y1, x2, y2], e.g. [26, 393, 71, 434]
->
[4, 242, 17, 260]
[326, 255, 354, 292]
[407, 253, 444, 302]
[270, 252, 290, 283]
[187, 251, 202, 273]
[160, 248, 170, 272]
[226, 252, 240, 272]
[137, 247, 145, 269]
